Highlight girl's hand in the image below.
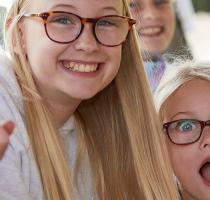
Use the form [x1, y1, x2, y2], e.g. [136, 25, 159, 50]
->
[0, 120, 15, 159]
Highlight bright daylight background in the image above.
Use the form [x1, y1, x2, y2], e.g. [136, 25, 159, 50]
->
[0, 0, 13, 10]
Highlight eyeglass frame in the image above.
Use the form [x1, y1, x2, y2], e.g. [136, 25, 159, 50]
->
[22, 11, 136, 47]
[163, 119, 210, 145]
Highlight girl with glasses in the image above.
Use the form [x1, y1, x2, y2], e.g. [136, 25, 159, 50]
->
[155, 61, 210, 199]
[0, 0, 178, 199]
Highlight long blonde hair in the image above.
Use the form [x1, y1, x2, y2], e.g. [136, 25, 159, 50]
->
[5, 0, 179, 199]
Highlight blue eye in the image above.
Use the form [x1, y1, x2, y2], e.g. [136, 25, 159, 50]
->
[97, 20, 115, 27]
[52, 17, 72, 25]
[177, 120, 196, 133]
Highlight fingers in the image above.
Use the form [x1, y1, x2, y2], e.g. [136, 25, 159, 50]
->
[0, 120, 15, 159]
[2, 120, 15, 135]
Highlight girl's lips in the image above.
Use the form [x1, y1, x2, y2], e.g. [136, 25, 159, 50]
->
[59, 61, 103, 78]
[138, 26, 164, 37]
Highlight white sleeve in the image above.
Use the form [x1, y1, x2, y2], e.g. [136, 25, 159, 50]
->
[0, 98, 32, 199]
[0, 144, 32, 200]
[0, 64, 42, 200]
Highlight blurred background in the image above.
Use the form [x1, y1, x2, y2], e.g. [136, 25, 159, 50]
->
[0, 0, 12, 47]
[168, 0, 210, 62]
[0, 0, 210, 62]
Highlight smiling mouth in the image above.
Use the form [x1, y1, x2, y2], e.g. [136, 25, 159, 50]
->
[63, 61, 99, 73]
[138, 27, 164, 37]
[199, 162, 210, 185]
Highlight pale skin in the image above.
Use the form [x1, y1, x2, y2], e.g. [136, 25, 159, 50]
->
[162, 79, 210, 200]
[129, 0, 175, 53]
[19, 0, 124, 125]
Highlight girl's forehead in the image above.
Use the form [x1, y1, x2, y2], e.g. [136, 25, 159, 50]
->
[29, 0, 124, 14]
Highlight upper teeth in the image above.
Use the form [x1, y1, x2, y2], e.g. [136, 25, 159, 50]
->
[139, 27, 162, 35]
[64, 62, 98, 72]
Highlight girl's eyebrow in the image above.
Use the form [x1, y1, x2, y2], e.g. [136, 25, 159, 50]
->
[50, 4, 121, 14]
[101, 6, 121, 14]
[168, 111, 194, 121]
[50, 4, 77, 11]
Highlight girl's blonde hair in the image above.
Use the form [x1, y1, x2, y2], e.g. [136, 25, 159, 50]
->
[155, 61, 210, 118]
[5, 0, 179, 199]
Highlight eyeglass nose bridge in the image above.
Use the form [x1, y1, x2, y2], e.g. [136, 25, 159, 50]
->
[201, 120, 210, 127]
[76, 17, 100, 44]
[81, 17, 97, 25]
[200, 120, 210, 134]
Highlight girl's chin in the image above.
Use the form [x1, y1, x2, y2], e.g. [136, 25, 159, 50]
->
[140, 40, 169, 54]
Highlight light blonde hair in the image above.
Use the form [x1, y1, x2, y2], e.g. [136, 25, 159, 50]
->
[155, 61, 210, 118]
[5, 0, 179, 199]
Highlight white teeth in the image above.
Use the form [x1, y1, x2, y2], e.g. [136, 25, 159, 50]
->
[74, 64, 79, 71]
[85, 65, 90, 72]
[79, 64, 85, 72]
[64, 62, 98, 72]
[140, 27, 162, 36]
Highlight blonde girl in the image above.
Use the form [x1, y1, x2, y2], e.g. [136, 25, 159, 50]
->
[0, 0, 178, 199]
[155, 61, 210, 199]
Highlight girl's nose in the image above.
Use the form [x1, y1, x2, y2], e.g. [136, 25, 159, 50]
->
[140, 4, 160, 21]
[74, 24, 99, 53]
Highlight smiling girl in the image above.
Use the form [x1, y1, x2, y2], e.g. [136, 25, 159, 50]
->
[129, 0, 175, 54]
[0, 0, 179, 199]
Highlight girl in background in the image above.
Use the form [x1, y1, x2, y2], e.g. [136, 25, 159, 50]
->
[129, 0, 176, 92]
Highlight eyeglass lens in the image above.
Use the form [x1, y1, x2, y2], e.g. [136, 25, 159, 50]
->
[45, 12, 131, 46]
[167, 119, 201, 144]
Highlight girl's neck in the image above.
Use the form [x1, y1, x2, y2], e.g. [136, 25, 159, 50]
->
[47, 98, 81, 127]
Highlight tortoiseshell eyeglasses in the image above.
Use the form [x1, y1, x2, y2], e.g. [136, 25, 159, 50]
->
[23, 11, 136, 47]
[163, 119, 210, 145]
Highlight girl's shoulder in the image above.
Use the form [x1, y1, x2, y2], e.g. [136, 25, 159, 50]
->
[0, 51, 29, 150]
[0, 50, 24, 118]
[0, 51, 21, 98]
